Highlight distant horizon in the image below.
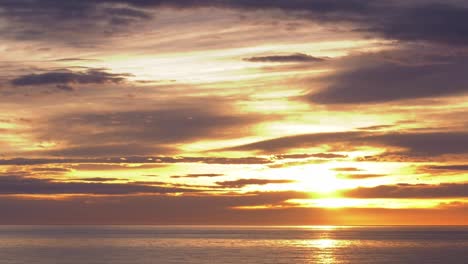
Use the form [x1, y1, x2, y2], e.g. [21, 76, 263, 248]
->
[1, 224, 467, 227]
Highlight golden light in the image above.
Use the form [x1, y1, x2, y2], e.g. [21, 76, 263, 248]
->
[288, 198, 465, 209]
[312, 239, 337, 249]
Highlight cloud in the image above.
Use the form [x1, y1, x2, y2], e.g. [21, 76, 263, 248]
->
[0, 175, 198, 195]
[11, 69, 131, 91]
[372, 132, 468, 156]
[368, 3, 468, 46]
[51, 58, 99, 62]
[0, 156, 271, 166]
[57, 0, 375, 15]
[3, 1, 468, 46]
[424, 165, 468, 171]
[171, 174, 224, 179]
[307, 58, 468, 104]
[344, 183, 468, 198]
[234, 1, 468, 46]
[44, 144, 171, 157]
[332, 167, 363, 172]
[0, 1, 152, 44]
[336, 174, 386, 179]
[243, 53, 325, 63]
[0, 191, 325, 225]
[266, 153, 347, 168]
[226, 130, 468, 157]
[227, 131, 362, 153]
[357, 125, 395, 131]
[31, 167, 71, 173]
[274, 153, 347, 159]
[71, 164, 165, 171]
[1, 192, 467, 225]
[92, 1, 468, 47]
[267, 159, 327, 169]
[71, 177, 122, 182]
[33, 106, 260, 157]
[215, 178, 295, 188]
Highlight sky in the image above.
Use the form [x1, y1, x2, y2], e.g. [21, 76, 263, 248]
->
[1, 0, 468, 225]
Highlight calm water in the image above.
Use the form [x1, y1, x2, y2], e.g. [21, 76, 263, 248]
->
[0, 225, 467, 263]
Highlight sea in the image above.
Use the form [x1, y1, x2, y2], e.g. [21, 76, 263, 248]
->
[0, 225, 467, 264]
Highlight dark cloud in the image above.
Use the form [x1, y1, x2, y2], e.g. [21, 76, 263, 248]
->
[55, 84, 74, 91]
[3, 1, 468, 46]
[189, 157, 272, 164]
[267, 159, 327, 169]
[1, 192, 467, 225]
[34, 107, 259, 157]
[105, 7, 152, 19]
[266, 153, 347, 168]
[44, 144, 171, 157]
[336, 174, 386, 179]
[233, 1, 468, 46]
[424, 165, 468, 171]
[71, 164, 165, 171]
[215, 178, 294, 188]
[307, 59, 468, 104]
[344, 183, 468, 198]
[0, 156, 271, 166]
[243, 53, 325, 63]
[0, 1, 152, 44]
[369, 3, 468, 46]
[11, 69, 130, 91]
[356, 153, 450, 163]
[274, 153, 347, 159]
[226, 131, 362, 153]
[0, 191, 326, 225]
[31, 167, 71, 173]
[55, 0, 375, 14]
[131, 181, 220, 189]
[171, 174, 225, 179]
[227, 131, 468, 157]
[357, 125, 395, 131]
[372, 132, 468, 157]
[71, 177, 122, 182]
[0, 175, 197, 195]
[52, 58, 98, 62]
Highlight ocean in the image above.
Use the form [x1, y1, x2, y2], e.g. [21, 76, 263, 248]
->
[0, 226, 467, 263]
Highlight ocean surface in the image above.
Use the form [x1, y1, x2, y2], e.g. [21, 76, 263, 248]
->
[0, 225, 467, 263]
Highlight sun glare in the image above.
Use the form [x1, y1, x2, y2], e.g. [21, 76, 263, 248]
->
[300, 173, 352, 194]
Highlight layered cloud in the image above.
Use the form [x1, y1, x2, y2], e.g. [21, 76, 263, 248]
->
[215, 179, 295, 188]
[227, 131, 468, 158]
[2, 0, 468, 46]
[307, 56, 468, 104]
[0, 156, 272, 166]
[31, 105, 261, 157]
[345, 183, 468, 198]
[244, 53, 325, 63]
[0, 175, 197, 195]
[1, 192, 467, 225]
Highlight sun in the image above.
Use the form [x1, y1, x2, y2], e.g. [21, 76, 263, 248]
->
[299, 172, 353, 195]
[266, 164, 356, 195]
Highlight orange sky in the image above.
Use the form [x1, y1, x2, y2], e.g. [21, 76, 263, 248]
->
[0, 0, 468, 225]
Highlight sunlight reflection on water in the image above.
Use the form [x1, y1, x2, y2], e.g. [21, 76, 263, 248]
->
[312, 238, 337, 249]
[310, 239, 337, 264]
[0, 226, 467, 264]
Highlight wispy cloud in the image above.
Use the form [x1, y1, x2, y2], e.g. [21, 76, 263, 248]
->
[244, 53, 325, 63]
